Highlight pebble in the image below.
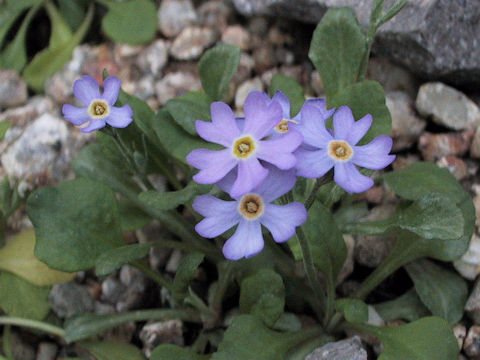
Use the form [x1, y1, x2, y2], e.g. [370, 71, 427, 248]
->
[10, 332, 35, 360]
[197, 0, 234, 31]
[158, 0, 197, 38]
[470, 126, 480, 159]
[49, 282, 94, 318]
[0, 96, 55, 128]
[337, 235, 355, 284]
[367, 58, 417, 98]
[418, 130, 474, 161]
[416, 82, 480, 130]
[311, 71, 324, 96]
[386, 91, 426, 151]
[305, 336, 367, 360]
[0, 70, 27, 108]
[140, 320, 184, 357]
[436, 156, 469, 181]
[117, 265, 151, 312]
[36, 342, 58, 360]
[170, 26, 218, 60]
[101, 276, 128, 305]
[165, 250, 184, 274]
[464, 325, 480, 358]
[464, 274, 480, 323]
[155, 71, 202, 105]
[136, 39, 170, 77]
[453, 324, 467, 350]
[392, 154, 421, 171]
[253, 45, 277, 73]
[354, 235, 395, 268]
[234, 77, 264, 110]
[221, 25, 251, 50]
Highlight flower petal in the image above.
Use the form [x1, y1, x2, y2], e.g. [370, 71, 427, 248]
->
[105, 105, 133, 128]
[216, 168, 236, 194]
[295, 98, 335, 122]
[261, 202, 307, 242]
[298, 102, 333, 148]
[347, 114, 373, 145]
[222, 219, 264, 260]
[188, 149, 237, 184]
[272, 90, 291, 118]
[62, 104, 90, 125]
[196, 102, 241, 146]
[253, 166, 297, 202]
[243, 91, 282, 139]
[352, 135, 395, 170]
[193, 195, 239, 238]
[73, 75, 100, 106]
[295, 148, 334, 178]
[257, 131, 302, 170]
[230, 158, 268, 198]
[332, 106, 355, 140]
[102, 76, 121, 105]
[81, 119, 106, 133]
[334, 161, 373, 193]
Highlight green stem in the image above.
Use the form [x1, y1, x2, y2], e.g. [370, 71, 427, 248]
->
[132, 260, 174, 291]
[325, 312, 344, 334]
[2, 325, 12, 360]
[283, 326, 325, 352]
[304, 172, 333, 210]
[0, 317, 65, 338]
[211, 261, 235, 314]
[323, 273, 336, 329]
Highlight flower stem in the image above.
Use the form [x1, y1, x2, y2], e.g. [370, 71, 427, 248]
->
[0, 317, 65, 338]
[132, 259, 174, 291]
[304, 172, 333, 210]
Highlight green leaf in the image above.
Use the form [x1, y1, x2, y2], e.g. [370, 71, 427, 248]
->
[45, 0, 73, 49]
[80, 341, 145, 360]
[375, 289, 430, 323]
[239, 269, 285, 327]
[0, 122, 11, 141]
[26, 178, 123, 272]
[269, 74, 305, 117]
[57, 0, 86, 30]
[198, 44, 241, 101]
[0, 0, 41, 48]
[151, 345, 208, 360]
[0, 229, 75, 286]
[23, 3, 93, 92]
[172, 252, 204, 302]
[329, 80, 392, 144]
[118, 200, 151, 232]
[101, 0, 157, 44]
[308, 7, 366, 98]
[335, 298, 368, 324]
[139, 182, 212, 212]
[153, 110, 221, 164]
[405, 259, 468, 325]
[0, 271, 50, 320]
[95, 243, 152, 276]
[354, 317, 459, 360]
[165, 91, 211, 136]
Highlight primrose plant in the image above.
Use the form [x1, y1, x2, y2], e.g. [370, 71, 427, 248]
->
[1, 1, 472, 359]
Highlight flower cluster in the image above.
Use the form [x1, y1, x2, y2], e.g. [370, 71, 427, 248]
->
[188, 91, 395, 260]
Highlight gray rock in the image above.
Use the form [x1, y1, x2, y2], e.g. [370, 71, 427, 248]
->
[387, 91, 426, 151]
[0, 70, 27, 108]
[101, 276, 128, 305]
[155, 71, 202, 105]
[464, 325, 480, 358]
[197, 0, 234, 31]
[158, 0, 197, 38]
[49, 282, 94, 318]
[470, 126, 480, 159]
[36, 342, 58, 360]
[231, 0, 480, 84]
[116, 265, 150, 312]
[221, 25, 251, 50]
[416, 82, 480, 130]
[465, 274, 480, 324]
[355, 234, 395, 268]
[165, 250, 184, 274]
[140, 320, 184, 357]
[436, 156, 469, 181]
[136, 40, 170, 77]
[454, 324, 467, 350]
[305, 336, 367, 360]
[367, 58, 417, 98]
[418, 130, 474, 161]
[170, 26, 218, 60]
[0, 96, 55, 128]
[234, 77, 264, 110]
[10, 332, 35, 360]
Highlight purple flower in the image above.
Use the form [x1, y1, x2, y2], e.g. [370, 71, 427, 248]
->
[295, 104, 395, 193]
[193, 166, 307, 260]
[62, 75, 133, 133]
[187, 91, 302, 198]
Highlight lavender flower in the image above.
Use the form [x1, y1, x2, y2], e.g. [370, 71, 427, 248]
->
[187, 91, 302, 198]
[295, 104, 395, 193]
[62, 75, 133, 133]
[193, 166, 307, 260]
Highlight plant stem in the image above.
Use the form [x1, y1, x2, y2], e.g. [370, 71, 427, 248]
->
[304, 172, 333, 210]
[0, 317, 65, 338]
[323, 273, 336, 329]
[211, 261, 235, 314]
[132, 260, 174, 291]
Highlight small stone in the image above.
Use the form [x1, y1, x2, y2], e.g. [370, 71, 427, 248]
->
[101, 276, 128, 305]
[470, 126, 480, 159]
[0, 96, 55, 128]
[197, 0, 234, 31]
[170, 26, 218, 60]
[392, 154, 421, 171]
[0, 70, 27, 108]
[155, 71, 202, 105]
[455, 234, 480, 281]
[136, 40, 169, 77]
[464, 325, 480, 358]
[354, 235, 395, 268]
[416, 82, 480, 130]
[36, 342, 58, 360]
[337, 235, 354, 284]
[140, 320, 184, 357]
[221, 25, 251, 50]
[235, 78, 264, 110]
[232, 53, 255, 87]
[116, 265, 151, 312]
[311, 71, 324, 96]
[453, 324, 467, 350]
[101, 322, 136, 343]
[166, 250, 184, 274]
[363, 186, 384, 204]
[386, 91, 426, 151]
[49, 282, 94, 318]
[418, 130, 474, 161]
[367, 58, 417, 98]
[267, 26, 293, 47]
[436, 156, 469, 181]
[158, 0, 197, 38]
[94, 301, 116, 315]
[10, 332, 35, 360]
[252, 45, 277, 73]
[305, 336, 367, 360]
[465, 275, 480, 324]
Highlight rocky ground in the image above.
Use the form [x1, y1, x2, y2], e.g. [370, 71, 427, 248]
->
[1, 0, 480, 359]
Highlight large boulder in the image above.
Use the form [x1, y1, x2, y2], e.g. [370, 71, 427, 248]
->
[231, 0, 480, 85]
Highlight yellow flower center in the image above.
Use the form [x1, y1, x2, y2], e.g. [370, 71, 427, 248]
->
[328, 140, 353, 161]
[274, 118, 298, 133]
[239, 194, 264, 219]
[88, 99, 109, 119]
[233, 136, 256, 159]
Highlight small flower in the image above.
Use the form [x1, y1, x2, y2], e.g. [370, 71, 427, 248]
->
[187, 91, 302, 198]
[62, 75, 133, 133]
[193, 166, 307, 260]
[295, 104, 395, 193]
